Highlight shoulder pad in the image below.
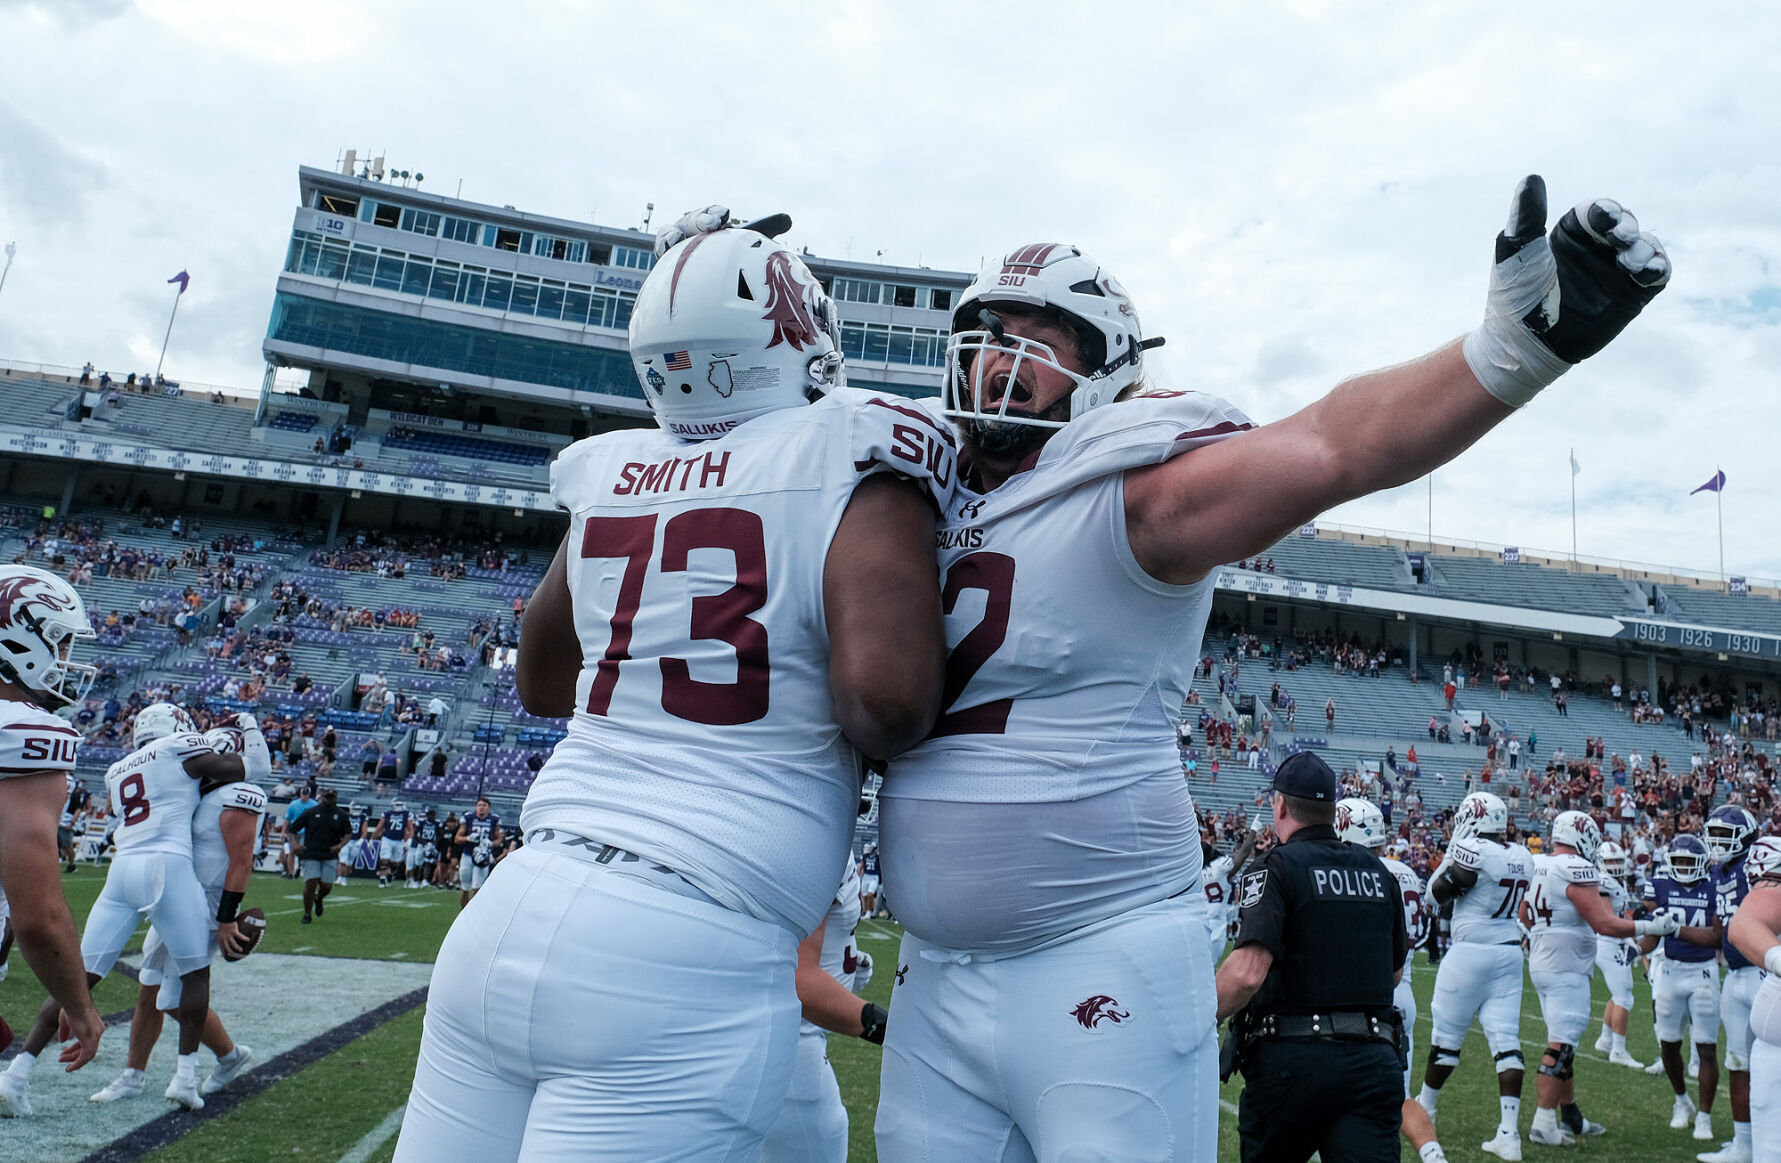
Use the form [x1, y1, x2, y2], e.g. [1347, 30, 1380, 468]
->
[836, 389, 959, 513]
[1562, 857, 1598, 884]
[165, 732, 214, 758]
[219, 782, 266, 812]
[549, 428, 672, 514]
[1449, 836, 1484, 870]
[984, 390, 1253, 517]
[0, 707, 81, 776]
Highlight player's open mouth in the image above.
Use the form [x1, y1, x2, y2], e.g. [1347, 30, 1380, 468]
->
[982, 375, 1034, 412]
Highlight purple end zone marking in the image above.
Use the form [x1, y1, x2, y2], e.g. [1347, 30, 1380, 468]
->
[78, 986, 428, 1163]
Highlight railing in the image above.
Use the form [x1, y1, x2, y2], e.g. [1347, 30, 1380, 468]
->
[0, 356, 308, 404]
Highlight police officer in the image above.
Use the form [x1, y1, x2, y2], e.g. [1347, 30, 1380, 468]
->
[1216, 752, 1409, 1162]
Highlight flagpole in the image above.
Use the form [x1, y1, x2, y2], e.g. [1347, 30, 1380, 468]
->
[1717, 467, 1725, 589]
[154, 287, 182, 382]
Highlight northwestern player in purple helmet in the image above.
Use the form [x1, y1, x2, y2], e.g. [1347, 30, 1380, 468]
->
[1643, 833, 1724, 1143]
[1702, 805, 1763, 1163]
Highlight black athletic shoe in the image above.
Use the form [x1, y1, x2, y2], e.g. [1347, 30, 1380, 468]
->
[301, 914, 312, 924]
[314, 898, 324, 917]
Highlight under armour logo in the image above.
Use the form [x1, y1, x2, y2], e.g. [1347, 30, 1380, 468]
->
[957, 499, 986, 519]
[1070, 994, 1130, 1030]
[896, 963, 909, 986]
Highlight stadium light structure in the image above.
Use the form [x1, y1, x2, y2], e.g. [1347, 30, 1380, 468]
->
[0, 242, 15, 302]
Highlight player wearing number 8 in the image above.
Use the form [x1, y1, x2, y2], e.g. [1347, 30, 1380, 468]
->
[1416, 791, 1534, 1159]
[392, 223, 955, 1161]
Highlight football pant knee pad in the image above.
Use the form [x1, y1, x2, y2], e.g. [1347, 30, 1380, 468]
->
[1538, 1044, 1575, 1081]
[1494, 1049, 1525, 1075]
[1429, 1045, 1462, 1070]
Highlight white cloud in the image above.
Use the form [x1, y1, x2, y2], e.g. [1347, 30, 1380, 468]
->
[0, 0, 1776, 580]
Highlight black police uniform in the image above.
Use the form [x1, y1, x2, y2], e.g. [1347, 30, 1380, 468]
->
[1230, 756, 1408, 1162]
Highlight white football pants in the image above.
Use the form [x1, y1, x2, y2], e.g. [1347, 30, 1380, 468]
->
[81, 851, 211, 979]
[759, 1032, 848, 1163]
[876, 894, 1217, 1163]
[1656, 960, 1721, 1045]
[392, 846, 799, 1162]
[1429, 941, 1524, 1057]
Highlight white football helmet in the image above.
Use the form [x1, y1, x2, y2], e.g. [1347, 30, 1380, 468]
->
[630, 227, 844, 442]
[1551, 810, 1602, 862]
[1667, 834, 1710, 884]
[1452, 791, 1509, 842]
[1745, 836, 1781, 882]
[1597, 840, 1628, 879]
[944, 243, 1161, 434]
[204, 726, 243, 754]
[134, 702, 197, 748]
[0, 565, 97, 709]
[1705, 804, 1760, 864]
[1335, 797, 1388, 850]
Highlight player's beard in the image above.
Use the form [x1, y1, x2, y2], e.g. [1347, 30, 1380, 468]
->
[962, 392, 1070, 464]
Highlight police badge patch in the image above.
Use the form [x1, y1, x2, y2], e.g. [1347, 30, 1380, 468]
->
[1239, 869, 1268, 909]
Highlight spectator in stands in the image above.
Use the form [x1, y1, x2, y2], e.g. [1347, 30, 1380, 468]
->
[360, 738, 383, 782]
[1324, 698, 1336, 732]
[376, 748, 399, 791]
[1443, 678, 1457, 709]
[427, 696, 448, 728]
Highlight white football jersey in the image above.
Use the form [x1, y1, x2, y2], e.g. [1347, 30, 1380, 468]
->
[1596, 874, 1633, 963]
[0, 703, 81, 778]
[1441, 834, 1534, 946]
[879, 391, 1253, 951]
[192, 781, 267, 900]
[523, 388, 957, 938]
[1527, 852, 1599, 975]
[1202, 853, 1239, 960]
[103, 733, 211, 857]
[1383, 856, 1428, 971]
[804, 853, 863, 1039]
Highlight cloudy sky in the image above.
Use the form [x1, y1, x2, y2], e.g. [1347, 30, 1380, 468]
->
[1, 1, 1776, 579]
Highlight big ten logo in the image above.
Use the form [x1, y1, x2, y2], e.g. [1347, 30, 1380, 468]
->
[315, 215, 348, 234]
[890, 424, 954, 488]
[21, 735, 78, 765]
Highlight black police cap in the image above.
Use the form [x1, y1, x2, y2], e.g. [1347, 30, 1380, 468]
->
[1271, 752, 1337, 801]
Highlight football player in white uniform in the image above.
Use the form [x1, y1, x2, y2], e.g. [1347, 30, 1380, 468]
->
[1201, 829, 1259, 965]
[0, 566, 104, 1115]
[1417, 792, 1533, 1161]
[1338, 798, 1445, 1163]
[762, 853, 885, 1162]
[1521, 811, 1678, 1146]
[1645, 832, 1725, 1140]
[874, 178, 1665, 1163]
[393, 222, 955, 1161]
[89, 725, 267, 1109]
[1703, 804, 1763, 1163]
[1725, 837, 1781, 1163]
[1589, 839, 1649, 1069]
[2, 701, 268, 1114]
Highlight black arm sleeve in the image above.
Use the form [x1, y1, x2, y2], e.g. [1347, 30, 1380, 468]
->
[1231, 854, 1289, 964]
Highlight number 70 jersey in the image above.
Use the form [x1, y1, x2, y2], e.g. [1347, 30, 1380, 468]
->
[1442, 835, 1533, 946]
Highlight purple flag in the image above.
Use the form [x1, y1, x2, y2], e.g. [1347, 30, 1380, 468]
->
[1691, 469, 1726, 495]
[167, 270, 190, 294]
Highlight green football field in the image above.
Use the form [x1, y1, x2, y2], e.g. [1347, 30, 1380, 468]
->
[0, 867, 1741, 1161]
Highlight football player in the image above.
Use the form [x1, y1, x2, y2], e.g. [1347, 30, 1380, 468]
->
[378, 800, 413, 888]
[1418, 792, 1533, 1160]
[848, 177, 1664, 1162]
[1521, 811, 1677, 1145]
[1589, 839, 1648, 1069]
[393, 221, 953, 1161]
[1644, 832, 1724, 1141]
[1338, 798, 1445, 1163]
[1723, 837, 1781, 1163]
[1201, 827, 1259, 965]
[761, 853, 885, 1162]
[2, 701, 267, 1116]
[0, 566, 105, 1110]
[89, 724, 267, 1108]
[453, 795, 502, 909]
[408, 806, 441, 888]
[860, 843, 882, 919]
[1702, 804, 1763, 1163]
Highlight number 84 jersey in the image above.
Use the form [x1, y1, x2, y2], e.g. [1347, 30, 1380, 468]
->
[1440, 834, 1533, 946]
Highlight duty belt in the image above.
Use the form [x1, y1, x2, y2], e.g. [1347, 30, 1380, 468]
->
[1253, 1010, 1398, 1045]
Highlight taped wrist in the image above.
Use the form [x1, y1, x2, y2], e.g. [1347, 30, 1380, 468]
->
[1765, 946, 1781, 977]
[860, 1001, 888, 1045]
[217, 889, 244, 925]
[1463, 320, 1571, 408]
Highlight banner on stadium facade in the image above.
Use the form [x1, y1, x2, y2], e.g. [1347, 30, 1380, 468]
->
[1731, 577, 1749, 596]
[0, 428, 555, 513]
[1502, 546, 1520, 564]
[1298, 523, 1317, 538]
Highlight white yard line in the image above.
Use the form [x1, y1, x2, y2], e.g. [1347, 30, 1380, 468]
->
[338, 1103, 407, 1163]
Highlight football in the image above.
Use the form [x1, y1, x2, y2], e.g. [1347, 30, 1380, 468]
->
[224, 907, 267, 962]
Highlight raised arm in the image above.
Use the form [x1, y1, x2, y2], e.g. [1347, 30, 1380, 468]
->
[1125, 177, 1669, 583]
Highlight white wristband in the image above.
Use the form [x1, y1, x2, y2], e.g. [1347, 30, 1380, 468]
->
[1765, 946, 1781, 976]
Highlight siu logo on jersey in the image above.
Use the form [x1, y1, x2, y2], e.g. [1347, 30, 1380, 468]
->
[1071, 994, 1130, 1030]
[761, 250, 825, 351]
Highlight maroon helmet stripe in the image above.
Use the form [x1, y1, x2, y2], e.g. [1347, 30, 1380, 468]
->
[666, 232, 711, 318]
